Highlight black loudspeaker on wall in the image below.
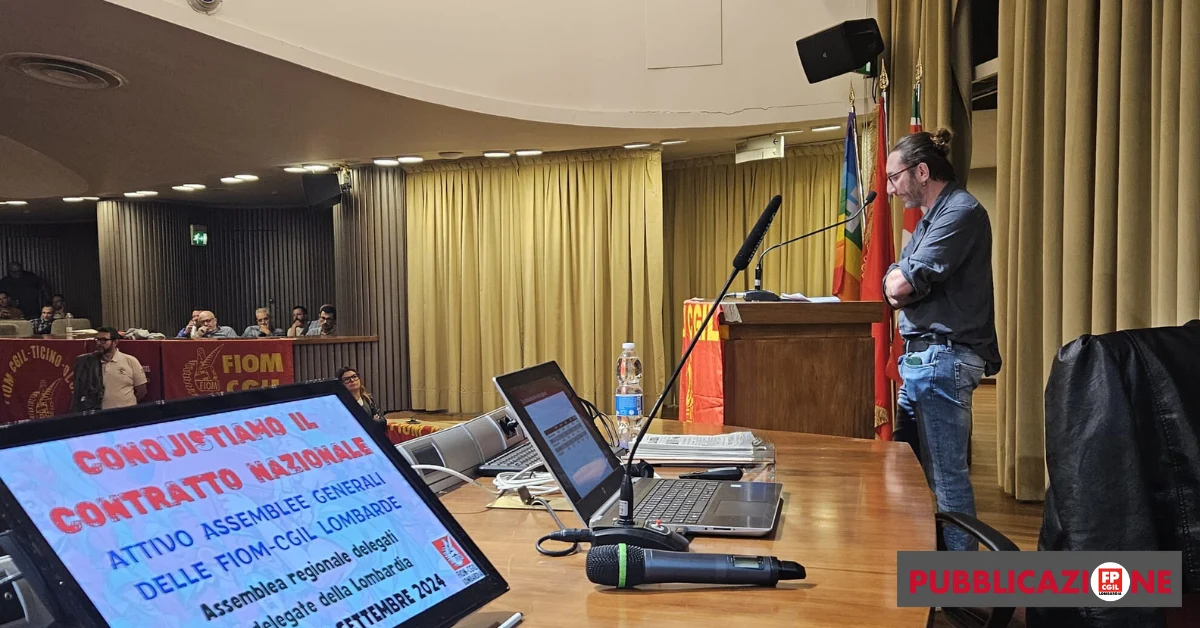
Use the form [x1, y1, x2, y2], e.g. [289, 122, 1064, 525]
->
[301, 173, 342, 210]
[795, 18, 884, 84]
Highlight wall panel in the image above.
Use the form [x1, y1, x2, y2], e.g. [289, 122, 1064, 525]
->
[293, 341, 390, 405]
[97, 201, 334, 336]
[97, 201, 191, 334]
[0, 222, 102, 322]
[333, 167, 411, 410]
[187, 207, 334, 331]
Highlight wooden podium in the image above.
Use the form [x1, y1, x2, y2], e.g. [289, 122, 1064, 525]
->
[679, 299, 885, 439]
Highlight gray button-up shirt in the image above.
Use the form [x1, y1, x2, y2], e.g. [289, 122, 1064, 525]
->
[887, 182, 1002, 376]
[242, 325, 284, 338]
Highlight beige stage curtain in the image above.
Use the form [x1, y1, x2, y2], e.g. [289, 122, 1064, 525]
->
[404, 149, 667, 415]
[996, 0, 1200, 501]
[662, 143, 845, 403]
[877, 0, 975, 183]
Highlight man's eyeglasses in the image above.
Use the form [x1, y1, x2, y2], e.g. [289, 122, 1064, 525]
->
[96, 337, 115, 344]
[887, 163, 918, 184]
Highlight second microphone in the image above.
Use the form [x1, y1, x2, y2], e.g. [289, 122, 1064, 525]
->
[586, 543, 806, 589]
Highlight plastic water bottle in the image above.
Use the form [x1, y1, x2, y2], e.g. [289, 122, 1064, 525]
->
[65, 313, 73, 337]
[614, 342, 643, 449]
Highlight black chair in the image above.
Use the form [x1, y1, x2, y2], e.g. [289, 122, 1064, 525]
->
[928, 512, 1021, 628]
[1029, 320, 1200, 627]
[930, 320, 1200, 627]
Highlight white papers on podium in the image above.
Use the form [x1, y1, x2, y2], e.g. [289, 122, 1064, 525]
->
[780, 293, 841, 303]
[633, 431, 774, 465]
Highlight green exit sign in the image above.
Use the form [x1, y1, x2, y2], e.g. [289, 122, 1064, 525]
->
[190, 224, 208, 246]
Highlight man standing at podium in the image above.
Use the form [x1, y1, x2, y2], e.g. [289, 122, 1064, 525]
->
[882, 128, 1002, 552]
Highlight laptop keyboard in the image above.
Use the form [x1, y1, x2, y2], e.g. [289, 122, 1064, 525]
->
[477, 442, 543, 475]
[634, 480, 720, 525]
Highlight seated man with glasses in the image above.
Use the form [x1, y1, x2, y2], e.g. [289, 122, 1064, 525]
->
[191, 311, 238, 339]
[242, 307, 284, 338]
[306, 304, 337, 336]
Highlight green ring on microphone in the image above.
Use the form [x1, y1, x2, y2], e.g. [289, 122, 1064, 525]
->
[618, 543, 627, 588]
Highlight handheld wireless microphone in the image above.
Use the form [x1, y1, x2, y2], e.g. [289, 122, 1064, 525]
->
[586, 544, 805, 589]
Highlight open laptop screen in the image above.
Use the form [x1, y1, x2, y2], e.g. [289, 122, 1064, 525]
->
[494, 362, 624, 523]
[0, 382, 506, 628]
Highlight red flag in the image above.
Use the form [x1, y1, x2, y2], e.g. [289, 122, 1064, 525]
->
[901, 82, 925, 249]
[860, 93, 896, 441]
[889, 82, 924, 388]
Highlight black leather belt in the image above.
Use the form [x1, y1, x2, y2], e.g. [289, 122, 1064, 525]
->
[905, 336, 952, 353]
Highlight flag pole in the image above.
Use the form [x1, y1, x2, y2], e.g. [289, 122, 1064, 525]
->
[870, 60, 890, 248]
[849, 82, 866, 212]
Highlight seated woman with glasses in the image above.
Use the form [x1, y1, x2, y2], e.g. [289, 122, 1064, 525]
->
[336, 366, 386, 434]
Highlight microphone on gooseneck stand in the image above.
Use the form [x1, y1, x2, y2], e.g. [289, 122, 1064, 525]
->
[744, 190, 878, 302]
[611, 195, 783, 535]
[587, 544, 806, 589]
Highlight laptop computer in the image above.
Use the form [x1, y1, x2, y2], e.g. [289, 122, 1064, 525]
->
[493, 361, 783, 537]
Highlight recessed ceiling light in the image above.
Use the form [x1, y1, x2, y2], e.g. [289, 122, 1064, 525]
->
[82, 196, 100, 201]
[660, 139, 688, 145]
[439, 152, 465, 159]
[623, 142, 652, 149]
[220, 177, 243, 184]
[483, 151, 511, 158]
[137, 191, 158, 196]
[304, 165, 329, 173]
[172, 185, 195, 192]
[811, 125, 841, 132]
[235, 174, 259, 181]
[4, 200, 28, 205]
[284, 166, 307, 173]
[775, 130, 804, 135]
[63, 197, 84, 202]
[373, 158, 400, 166]
[183, 184, 205, 190]
[124, 192, 145, 198]
[2, 54, 127, 91]
[515, 149, 543, 157]
[398, 156, 424, 164]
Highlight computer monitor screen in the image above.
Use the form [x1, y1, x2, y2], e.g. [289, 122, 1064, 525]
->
[0, 382, 506, 628]
[493, 361, 623, 522]
[514, 379, 613, 498]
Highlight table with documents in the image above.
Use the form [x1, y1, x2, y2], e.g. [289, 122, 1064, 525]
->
[632, 431, 773, 466]
[439, 420, 936, 627]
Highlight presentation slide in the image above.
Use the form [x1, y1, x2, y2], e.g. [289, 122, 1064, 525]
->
[0, 395, 484, 628]
[524, 391, 609, 497]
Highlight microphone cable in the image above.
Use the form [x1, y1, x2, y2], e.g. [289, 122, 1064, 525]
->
[579, 397, 617, 447]
[410, 465, 581, 556]
[493, 462, 560, 497]
[521, 485, 594, 558]
[409, 463, 561, 498]
[410, 465, 502, 495]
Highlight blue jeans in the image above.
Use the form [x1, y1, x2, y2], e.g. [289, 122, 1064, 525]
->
[895, 342, 986, 551]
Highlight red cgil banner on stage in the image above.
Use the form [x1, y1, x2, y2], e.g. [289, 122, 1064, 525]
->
[677, 299, 725, 425]
[0, 340, 80, 424]
[0, 339, 294, 424]
[0, 339, 164, 424]
[160, 339, 295, 399]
